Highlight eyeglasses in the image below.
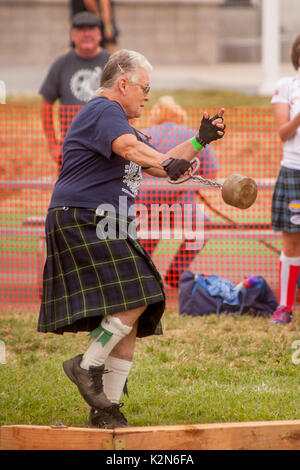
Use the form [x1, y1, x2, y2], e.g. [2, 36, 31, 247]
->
[125, 78, 150, 96]
[133, 82, 151, 96]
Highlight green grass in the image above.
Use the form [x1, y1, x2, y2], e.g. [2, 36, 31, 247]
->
[6, 95, 42, 105]
[0, 238, 279, 257]
[0, 212, 46, 227]
[0, 238, 39, 254]
[0, 207, 276, 256]
[6, 89, 271, 108]
[155, 239, 280, 257]
[0, 308, 299, 428]
[147, 89, 271, 109]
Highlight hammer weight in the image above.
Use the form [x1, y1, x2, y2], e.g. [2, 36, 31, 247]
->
[167, 157, 258, 210]
[221, 173, 258, 210]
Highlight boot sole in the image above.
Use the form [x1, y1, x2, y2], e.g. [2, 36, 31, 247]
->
[88, 412, 128, 429]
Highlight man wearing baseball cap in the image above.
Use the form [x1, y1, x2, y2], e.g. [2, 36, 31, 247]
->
[72, 11, 102, 28]
[39, 12, 111, 169]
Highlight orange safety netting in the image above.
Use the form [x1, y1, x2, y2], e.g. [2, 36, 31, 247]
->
[0, 104, 286, 311]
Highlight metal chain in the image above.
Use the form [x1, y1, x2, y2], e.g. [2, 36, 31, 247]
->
[190, 174, 223, 189]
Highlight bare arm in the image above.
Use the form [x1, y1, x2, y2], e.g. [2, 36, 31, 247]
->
[111, 132, 205, 178]
[99, 0, 114, 35]
[40, 97, 61, 162]
[83, 0, 100, 15]
[111, 133, 168, 171]
[111, 109, 225, 177]
[83, 0, 114, 38]
[272, 102, 300, 142]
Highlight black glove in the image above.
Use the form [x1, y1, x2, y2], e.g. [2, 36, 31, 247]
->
[196, 113, 225, 147]
[161, 157, 192, 181]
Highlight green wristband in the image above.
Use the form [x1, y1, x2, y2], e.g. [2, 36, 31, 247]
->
[190, 136, 203, 151]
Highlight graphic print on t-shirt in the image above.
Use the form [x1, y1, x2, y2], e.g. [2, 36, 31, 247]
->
[122, 162, 142, 197]
[70, 67, 102, 102]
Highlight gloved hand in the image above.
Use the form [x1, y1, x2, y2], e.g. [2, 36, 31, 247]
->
[196, 113, 226, 147]
[161, 157, 192, 181]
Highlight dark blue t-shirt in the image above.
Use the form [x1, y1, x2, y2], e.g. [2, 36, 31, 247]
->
[49, 96, 152, 214]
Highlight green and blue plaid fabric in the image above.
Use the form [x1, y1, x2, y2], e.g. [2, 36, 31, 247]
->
[272, 167, 300, 232]
[38, 207, 165, 337]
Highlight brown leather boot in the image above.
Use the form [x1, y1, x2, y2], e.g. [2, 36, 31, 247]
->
[87, 404, 128, 429]
[62, 354, 112, 409]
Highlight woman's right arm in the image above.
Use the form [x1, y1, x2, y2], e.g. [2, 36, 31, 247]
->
[272, 102, 300, 142]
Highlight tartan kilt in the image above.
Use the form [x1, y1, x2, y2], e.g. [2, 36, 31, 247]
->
[272, 166, 300, 232]
[37, 207, 165, 337]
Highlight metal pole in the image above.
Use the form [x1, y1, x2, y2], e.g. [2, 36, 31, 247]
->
[259, 0, 280, 95]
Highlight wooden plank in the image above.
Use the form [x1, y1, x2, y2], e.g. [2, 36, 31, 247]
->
[0, 425, 113, 450]
[2, 420, 300, 450]
[114, 420, 300, 450]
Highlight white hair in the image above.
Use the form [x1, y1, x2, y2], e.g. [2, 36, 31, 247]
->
[96, 49, 152, 94]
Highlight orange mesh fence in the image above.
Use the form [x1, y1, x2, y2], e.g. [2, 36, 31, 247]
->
[0, 104, 286, 311]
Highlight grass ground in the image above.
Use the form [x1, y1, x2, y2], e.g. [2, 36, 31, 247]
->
[0, 308, 299, 428]
[6, 89, 271, 108]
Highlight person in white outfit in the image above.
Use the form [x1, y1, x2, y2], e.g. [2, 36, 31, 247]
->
[271, 34, 300, 324]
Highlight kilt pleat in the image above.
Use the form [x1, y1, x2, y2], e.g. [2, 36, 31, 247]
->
[38, 207, 165, 337]
[272, 166, 300, 232]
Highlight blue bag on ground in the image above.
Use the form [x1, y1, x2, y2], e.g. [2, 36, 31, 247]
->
[178, 271, 278, 317]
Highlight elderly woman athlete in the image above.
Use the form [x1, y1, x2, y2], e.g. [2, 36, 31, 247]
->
[37, 49, 225, 428]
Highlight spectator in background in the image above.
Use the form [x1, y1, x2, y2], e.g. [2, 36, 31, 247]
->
[136, 96, 219, 288]
[270, 34, 300, 324]
[70, 0, 119, 52]
[39, 12, 110, 170]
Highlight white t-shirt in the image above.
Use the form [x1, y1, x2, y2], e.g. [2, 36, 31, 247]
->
[271, 72, 300, 170]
